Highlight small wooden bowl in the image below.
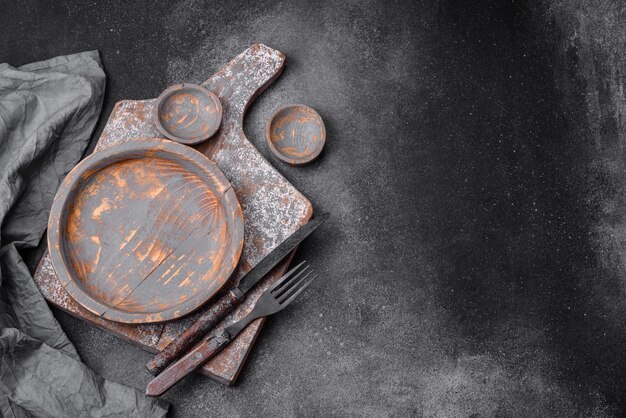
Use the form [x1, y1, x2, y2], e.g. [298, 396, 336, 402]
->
[266, 104, 326, 166]
[154, 83, 222, 145]
[47, 138, 244, 324]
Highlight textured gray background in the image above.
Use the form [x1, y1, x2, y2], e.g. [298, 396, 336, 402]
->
[2, 0, 626, 416]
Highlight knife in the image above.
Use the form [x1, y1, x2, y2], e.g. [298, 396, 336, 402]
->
[146, 262, 317, 396]
[146, 212, 329, 375]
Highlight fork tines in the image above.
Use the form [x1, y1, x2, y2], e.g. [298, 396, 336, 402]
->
[272, 261, 318, 306]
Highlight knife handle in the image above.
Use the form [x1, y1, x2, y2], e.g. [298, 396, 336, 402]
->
[146, 328, 232, 397]
[146, 288, 244, 375]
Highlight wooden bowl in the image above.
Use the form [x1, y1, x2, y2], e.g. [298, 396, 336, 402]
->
[154, 83, 222, 145]
[47, 138, 244, 324]
[266, 104, 326, 165]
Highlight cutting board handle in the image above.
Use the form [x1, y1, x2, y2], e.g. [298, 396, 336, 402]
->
[201, 43, 286, 121]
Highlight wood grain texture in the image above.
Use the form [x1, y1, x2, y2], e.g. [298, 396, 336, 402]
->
[48, 138, 243, 324]
[266, 104, 326, 165]
[34, 43, 313, 384]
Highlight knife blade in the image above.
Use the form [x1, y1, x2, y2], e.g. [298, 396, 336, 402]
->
[146, 212, 329, 375]
[238, 212, 329, 293]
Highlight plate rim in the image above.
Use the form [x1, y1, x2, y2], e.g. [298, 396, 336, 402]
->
[47, 137, 244, 324]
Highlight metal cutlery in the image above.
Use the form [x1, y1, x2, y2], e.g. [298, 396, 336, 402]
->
[146, 262, 318, 396]
[146, 212, 329, 375]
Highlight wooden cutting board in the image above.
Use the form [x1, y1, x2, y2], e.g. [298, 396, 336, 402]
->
[34, 43, 313, 385]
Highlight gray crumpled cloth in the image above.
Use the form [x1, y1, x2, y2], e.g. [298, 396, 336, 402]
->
[0, 51, 169, 417]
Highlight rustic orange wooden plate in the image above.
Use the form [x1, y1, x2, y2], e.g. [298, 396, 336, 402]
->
[47, 138, 244, 324]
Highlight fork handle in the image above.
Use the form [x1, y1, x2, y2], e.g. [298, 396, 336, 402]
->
[146, 328, 232, 397]
[146, 289, 244, 375]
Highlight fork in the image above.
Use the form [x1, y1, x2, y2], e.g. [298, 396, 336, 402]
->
[146, 262, 318, 396]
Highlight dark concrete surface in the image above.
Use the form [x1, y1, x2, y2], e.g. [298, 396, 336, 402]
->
[2, 0, 626, 416]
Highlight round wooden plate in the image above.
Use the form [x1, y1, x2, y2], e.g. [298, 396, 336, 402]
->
[154, 83, 223, 145]
[48, 138, 244, 324]
[266, 104, 326, 165]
